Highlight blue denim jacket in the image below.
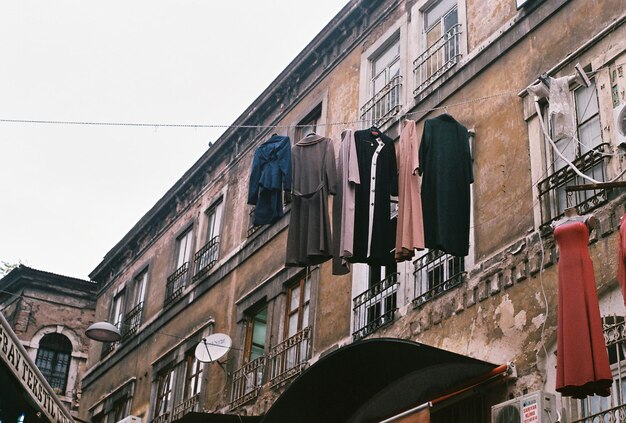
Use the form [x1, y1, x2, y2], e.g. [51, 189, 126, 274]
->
[247, 135, 291, 225]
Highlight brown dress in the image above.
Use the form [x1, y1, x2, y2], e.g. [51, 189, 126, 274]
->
[553, 218, 612, 399]
[395, 120, 425, 262]
[286, 134, 337, 267]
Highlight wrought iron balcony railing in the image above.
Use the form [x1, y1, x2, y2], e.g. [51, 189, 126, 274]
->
[247, 208, 261, 237]
[413, 250, 464, 308]
[352, 273, 399, 340]
[573, 404, 626, 423]
[121, 302, 143, 342]
[193, 236, 220, 281]
[268, 327, 311, 388]
[151, 412, 170, 423]
[413, 24, 462, 96]
[171, 394, 199, 422]
[537, 143, 609, 229]
[230, 356, 266, 409]
[164, 262, 190, 307]
[360, 75, 402, 128]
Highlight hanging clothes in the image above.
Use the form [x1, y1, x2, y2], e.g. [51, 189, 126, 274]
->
[395, 119, 425, 262]
[419, 114, 473, 257]
[286, 133, 337, 267]
[332, 129, 360, 275]
[247, 135, 292, 225]
[549, 76, 576, 141]
[552, 216, 612, 399]
[349, 128, 398, 266]
[618, 213, 626, 310]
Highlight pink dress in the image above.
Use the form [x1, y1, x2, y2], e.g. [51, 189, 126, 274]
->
[395, 120, 425, 262]
[554, 219, 612, 399]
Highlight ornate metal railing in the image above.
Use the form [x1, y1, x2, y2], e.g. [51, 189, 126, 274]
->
[360, 75, 402, 128]
[247, 208, 261, 237]
[413, 250, 464, 307]
[268, 327, 312, 388]
[230, 356, 266, 409]
[151, 412, 170, 423]
[171, 394, 199, 422]
[413, 24, 462, 96]
[164, 262, 189, 307]
[537, 143, 609, 229]
[573, 405, 626, 423]
[121, 302, 143, 342]
[193, 236, 220, 281]
[352, 273, 399, 340]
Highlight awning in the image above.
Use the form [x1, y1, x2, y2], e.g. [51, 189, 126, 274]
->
[261, 338, 498, 423]
[174, 411, 262, 423]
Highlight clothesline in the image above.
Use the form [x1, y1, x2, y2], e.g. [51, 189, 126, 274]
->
[0, 90, 519, 130]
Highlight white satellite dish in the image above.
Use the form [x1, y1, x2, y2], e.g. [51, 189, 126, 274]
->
[194, 333, 232, 363]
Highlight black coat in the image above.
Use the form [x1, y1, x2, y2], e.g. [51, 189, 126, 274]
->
[419, 114, 473, 257]
[349, 128, 398, 266]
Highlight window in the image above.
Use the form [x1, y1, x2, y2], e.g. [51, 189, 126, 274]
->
[35, 333, 72, 393]
[414, 0, 462, 95]
[171, 353, 203, 421]
[105, 396, 130, 423]
[285, 277, 311, 339]
[537, 78, 607, 226]
[155, 366, 177, 421]
[111, 290, 126, 330]
[193, 200, 223, 280]
[353, 264, 400, 340]
[295, 105, 322, 141]
[413, 250, 465, 307]
[123, 269, 147, 340]
[361, 37, 402, 127]
[183, 354, 203, 400]
[244, 307, 267, 362]
[165, 228, 193, 306]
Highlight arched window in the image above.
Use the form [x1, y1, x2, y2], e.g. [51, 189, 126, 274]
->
[35, 333, 72, 393]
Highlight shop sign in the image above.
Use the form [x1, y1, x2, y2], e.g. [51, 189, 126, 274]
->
[0, 315, 73, 423]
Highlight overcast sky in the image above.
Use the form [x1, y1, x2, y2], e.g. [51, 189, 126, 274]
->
[0, 0, 350, 279]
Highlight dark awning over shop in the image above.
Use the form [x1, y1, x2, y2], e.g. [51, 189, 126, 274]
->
[261, 338, 498, 423]
[174, 412, 262, 423]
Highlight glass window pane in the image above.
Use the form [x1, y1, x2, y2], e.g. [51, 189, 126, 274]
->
[288, 313, 298, 338]
[290, 286, 300, 313]
[425, 0, 456, 30]
[443, 7, 458, 33]
[304, 279, 311, 303]
[578, 116, 602, 153]
[373, 41, 400, 75]
[575, 84, 599, 124]
[252, 321, 266, 346]
[553, 137, 576, 171]
[426, 24, 442, 49]
[302, 304, 309, 328]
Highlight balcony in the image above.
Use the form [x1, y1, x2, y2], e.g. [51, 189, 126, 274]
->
[268, 327, 312, 388]
[573, 317, 626, 422]
[230, 356, 266, 409]
[360, 75, 402, 128]
[171, 394, 199, 422]
[413, 23, 462, 96]
[352, 273, 399, 341]
[121, 302, 143, 342]
[537, 144, 609, 229]
[413, 250, 464, 308]
[151, 413, 170, 423]
[164, 262, 189, 307]
[247, 208, 261, 237]
[193, 236, 220, 282]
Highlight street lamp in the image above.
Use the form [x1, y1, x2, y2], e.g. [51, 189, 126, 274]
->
[85, 321, 121, 342]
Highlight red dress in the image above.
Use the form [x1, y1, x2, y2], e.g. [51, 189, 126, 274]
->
[554, 220, 612, 399]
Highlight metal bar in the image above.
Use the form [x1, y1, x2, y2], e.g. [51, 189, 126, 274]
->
[565, 181, 626, 191]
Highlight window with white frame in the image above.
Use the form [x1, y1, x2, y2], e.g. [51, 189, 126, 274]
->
[537, 77, 607, 227]
[154, 365, 177, 422]
[165, 228, 193, 306]
[295, 105, 322, 141]
[193, 199, 223, 280]
[412, 249, 465, 307]
[414, 0, 462, 95]
[361, 37, 402, 127]
[123, 269, 147, 340]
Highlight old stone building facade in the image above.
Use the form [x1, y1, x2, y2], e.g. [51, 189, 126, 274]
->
[80, 0, 626, 422]
[0, 265, 97, 418]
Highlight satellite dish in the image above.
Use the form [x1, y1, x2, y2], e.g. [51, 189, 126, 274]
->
[194, 333, 232, 363]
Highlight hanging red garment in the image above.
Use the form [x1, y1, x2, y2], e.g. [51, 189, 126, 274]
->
[554, 219, 612, 399]
[618, 214, 626, 310]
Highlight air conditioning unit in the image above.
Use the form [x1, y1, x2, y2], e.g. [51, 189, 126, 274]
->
[116, 416, 142, 423]
[491, 391, 556, 423]
[615, 102, 626, 146]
